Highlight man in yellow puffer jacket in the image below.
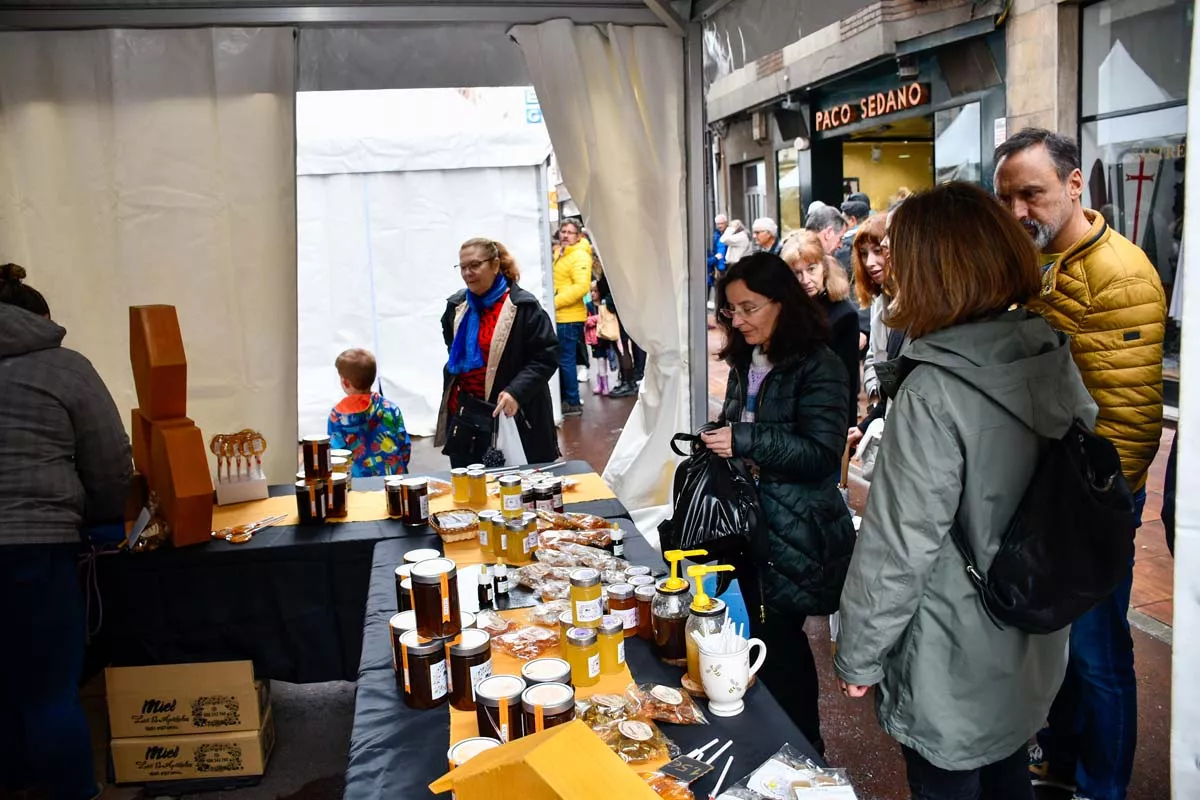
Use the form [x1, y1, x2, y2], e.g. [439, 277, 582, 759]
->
[552, 220, 593, 416]
[995, 127, 1165, 800]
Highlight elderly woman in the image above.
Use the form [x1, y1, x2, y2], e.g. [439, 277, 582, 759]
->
[721, 219, 753, 266]
[835, 183, 1095, 799]
[0, 264, 131, 800]
[782, 231, 861, 426]
[437, 238, 560, 467]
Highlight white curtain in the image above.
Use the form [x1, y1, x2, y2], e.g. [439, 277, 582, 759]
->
[511, 20, 689, 521]
[0, 29, 298, 482]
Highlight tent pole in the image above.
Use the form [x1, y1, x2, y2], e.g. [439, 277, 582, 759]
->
[684, 20, 708, 431]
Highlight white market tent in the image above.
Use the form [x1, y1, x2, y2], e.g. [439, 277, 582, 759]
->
[295, 88, 557, 439]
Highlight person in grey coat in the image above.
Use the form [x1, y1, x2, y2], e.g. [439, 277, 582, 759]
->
[0, 264, 132, 800]
[834, 184, 1096, 799]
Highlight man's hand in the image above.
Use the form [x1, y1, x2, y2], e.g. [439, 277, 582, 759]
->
[700, 426, 734, 459]
[847, 426, 864, 449]
[494, 391, 520, 418]
[838, 678, 871, 698]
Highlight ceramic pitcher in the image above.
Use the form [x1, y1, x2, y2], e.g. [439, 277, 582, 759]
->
[698, 637, 767, 717]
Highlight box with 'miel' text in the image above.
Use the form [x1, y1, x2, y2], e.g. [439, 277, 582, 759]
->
[105, 661, 268, 739]
[111, 705, 275, 784]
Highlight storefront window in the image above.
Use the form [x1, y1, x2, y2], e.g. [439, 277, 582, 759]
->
[776, 147, 801, 237]
[1082, 0, 1192, 118]
[933, 102, 981, 185]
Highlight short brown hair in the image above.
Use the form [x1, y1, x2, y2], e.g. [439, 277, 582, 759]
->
[885, 182, 1041, 339]
[336, 348, 377, 392]
[780, 230, 824, 271]
[852, 215, 888, 307]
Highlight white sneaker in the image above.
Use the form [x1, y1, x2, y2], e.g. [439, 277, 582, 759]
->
[577, 365, 589, 383]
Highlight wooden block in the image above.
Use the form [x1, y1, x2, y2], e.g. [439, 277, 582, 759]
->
[131, 409, 193, 477]
[124, 472, 148, 524]
[130, 305, 188, 421]
[149, 422, 214, 548]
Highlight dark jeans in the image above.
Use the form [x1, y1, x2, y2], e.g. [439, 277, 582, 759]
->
[0, 544, 96, 800]
[902, 746, 1032, 800]
[755, 609, 823, 755]
[1036, 488, 1146, 800]
[557, 322, 583, 406]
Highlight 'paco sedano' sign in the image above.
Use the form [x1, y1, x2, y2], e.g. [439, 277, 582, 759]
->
[814, 82, 931, 133]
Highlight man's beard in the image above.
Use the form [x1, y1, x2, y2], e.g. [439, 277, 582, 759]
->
[1022, 217, 1060, 251]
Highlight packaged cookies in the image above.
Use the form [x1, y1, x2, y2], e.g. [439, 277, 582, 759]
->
[626, 683, 709, 725]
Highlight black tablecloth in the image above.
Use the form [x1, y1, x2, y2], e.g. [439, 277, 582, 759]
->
[345, 521, 821, 800]
[92, 461, 621, 684]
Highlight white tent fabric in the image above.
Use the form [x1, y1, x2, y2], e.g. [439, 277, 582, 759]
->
[0, 28, 298, 482]
[511, 21, 688, 519]
[295, 89, 557, 440]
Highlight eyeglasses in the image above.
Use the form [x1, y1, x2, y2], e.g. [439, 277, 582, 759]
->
[454, 258, 495, 273]
[719, 301, 774, 320]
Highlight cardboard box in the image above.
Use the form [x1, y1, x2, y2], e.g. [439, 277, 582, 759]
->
[429, 720, 659, 799]
[148, 421, 214, 547]
[106, 661, 268, 739]
[129, 305, 188, 421]
[111, 705, 275, 784]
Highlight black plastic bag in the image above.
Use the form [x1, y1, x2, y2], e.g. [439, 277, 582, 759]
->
[657, 424, 764, 579]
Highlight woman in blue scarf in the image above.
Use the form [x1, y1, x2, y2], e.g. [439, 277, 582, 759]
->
[436, 237, 561, 467]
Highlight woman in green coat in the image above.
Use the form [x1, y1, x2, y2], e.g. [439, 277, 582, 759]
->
[702, 252, 856, 755]
[834, 183, 1096, 798]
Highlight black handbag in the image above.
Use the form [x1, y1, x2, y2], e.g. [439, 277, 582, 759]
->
[445, 394, 505, 466]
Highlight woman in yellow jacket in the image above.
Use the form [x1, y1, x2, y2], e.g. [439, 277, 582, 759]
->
[553, 220, 593, 416]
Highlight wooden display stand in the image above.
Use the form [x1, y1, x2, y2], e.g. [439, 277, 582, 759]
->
[129, 305, 213, 547]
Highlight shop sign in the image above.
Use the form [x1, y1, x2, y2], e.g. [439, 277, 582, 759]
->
[814, 82, 930, 133]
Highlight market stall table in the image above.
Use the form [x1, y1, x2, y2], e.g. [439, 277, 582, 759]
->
[345, 524, 822, 800]
[91, 461, 623, 683]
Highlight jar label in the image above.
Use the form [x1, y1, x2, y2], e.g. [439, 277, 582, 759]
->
[479, 529, 489, 548]
[503, 494, 522, 512]
[614, 607, 639, 630]
[588, 653, 600, 679]
[594, 694, 626, 709]
[525, 533, 536, 554]
[619, 720, 653, 742]
[617, 640, 626, 665]
[575, 598, 603, 623]
[419, 495, 429, 521]
[469, 659, 493, 701]
[500, 533, 508, 551]
[613, 542, 625, 558]
[536, 499, 554, 512]
[651, 686, 683, 706]
[429, 659, 448, 700]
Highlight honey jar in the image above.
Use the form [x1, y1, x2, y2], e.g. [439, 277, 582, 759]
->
[521, 512, 539, 557]
[300, 435, 331, 480]
[467, 468, 487, 506]
[403, 548, 441, 565]
[474, 675, 527, 743]
[606, 584, 638, 638]
[327, 473, 349, 518]
[397, 630, 449, 710]
[388, 611, 417, 670]
[625, 566, 651, 579]
[533, 481, 554, 513]
[545, 478, 565, 513]
[448, 629, 493, 711]
[398, 579, 413, 612]
[521, 682, 576, 734]
[564, 627, 600, 688]
[569, 568, 603, 629]
[504, 518, 530, 565]
[410, 557, 462, 640]
[521, 657, 572, 687]
[295, 480, 327, 525]
[477, 510, 500, 552]
[447, 737, 499, 769]
[521, 481, 537, 511]
[451, 468, 470, 504]
[393, 565, 412, 612]
[330, 456, 349, 476]
[597, 615, 625, 674]
[401, 478, 430, 527]
[498, 475, 523, 520]
[385, 476, 405, 518]
[635, 585, 656, 640]
[628, 575, 656, 592]
[558, 611, 573, 652]
[330, 448, 353, 467]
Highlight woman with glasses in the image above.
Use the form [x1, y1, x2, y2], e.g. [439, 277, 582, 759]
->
[700, 252, 856, 755]
[435, 237, 560, 468]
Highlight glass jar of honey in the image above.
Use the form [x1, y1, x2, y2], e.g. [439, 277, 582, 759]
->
[533, 481, 555, 513]
[300, 434, 331, 480]
[393, 565, 412, 612]
[569, 568, 603, 628]
[521, 481, 537, 511]
[521, 682, 576, 735]
[330, 456, 349, 476]
[474, 674, 527, 743]
[410, 557, 462, 640]
[447, 737, 499, 769]
[558, 611, 574, 652]
[397, 630, 449, 710]
[545, 478, 565, 513]
[565, 627, 600, 688]
[521, 512, 539, 557]
[521, 657, 572, 687]
[467, 468, 487, 507]
[401, 478, 429, 527]
[387, 611, 416, 671]
[685, 599, 727, 687]
[398, 578, 413, 612]
[498, 475, 523, 520]
[477, 510, 499, 552]
[295, 480, 327, 525]
[403, 548, 441, 565]
[652, 580, 691, 666]
[327, 473, 349, 518]
[385, 476, 405, 518]
[606, 584, 638, 638]
[625, 566, 651, 580]
[449, 629, 493, 711]
[504, 518, 531, 565]
[451, 468, 470, 504]
[597, 615, 625, 674]
[635, 584, 656, 640]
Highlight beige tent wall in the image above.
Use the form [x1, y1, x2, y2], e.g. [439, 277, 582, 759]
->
[0, 28, 298, 482]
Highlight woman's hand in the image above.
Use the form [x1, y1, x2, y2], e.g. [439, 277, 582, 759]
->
[837, 678, 871, 698]
[847, 426, 864, 449]
[494, 391, 520, 418]
[700, 426, 734, 459]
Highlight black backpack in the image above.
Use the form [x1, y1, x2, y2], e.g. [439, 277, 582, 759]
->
[949, 418, 1137, 634]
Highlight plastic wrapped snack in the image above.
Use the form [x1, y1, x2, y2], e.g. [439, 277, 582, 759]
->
[597, 718, 678, 764]
[601, 569, 629, 585]
[492, 625, 560, 660]
[527, 599, 571, 627]
[533, 548, 578, 567]
[538, 528, 614, 549]
[790, 768, 857, 798]
[539, 580, 571, 602]
[626, 683, 709, 725]
[535, 509, 617, 531]
[554, 542, 630, 572]
[576, 693, 635, 728]
[516, 564, 573, 589]
[715, 744, 825, 800]
[641, 771, 696, 800]
[474, 609, 517, 636]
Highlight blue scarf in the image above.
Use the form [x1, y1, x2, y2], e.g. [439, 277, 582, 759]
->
[448, 274, 510, 375]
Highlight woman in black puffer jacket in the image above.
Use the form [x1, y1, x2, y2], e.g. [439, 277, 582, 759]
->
[701, 252, 856, 755]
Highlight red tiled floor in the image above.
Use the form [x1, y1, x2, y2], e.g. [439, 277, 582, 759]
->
[1138, 600, 1175, 627]
[1131, 555, 1176, 609]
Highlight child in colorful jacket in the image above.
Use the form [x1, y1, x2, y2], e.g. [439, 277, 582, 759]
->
[327, 348, 411, 477]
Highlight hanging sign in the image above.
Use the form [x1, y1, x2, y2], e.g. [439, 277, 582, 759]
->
[814, 82, 931, 133]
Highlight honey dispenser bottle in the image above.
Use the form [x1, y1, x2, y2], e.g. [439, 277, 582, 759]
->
[684, 563, 735, 688]
[651, 548, 706, 666]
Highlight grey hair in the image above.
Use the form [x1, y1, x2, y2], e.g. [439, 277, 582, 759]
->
[751, 217, 778, 237]
[805, 206, 846, 235]
[994, 127, 1080, 182]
